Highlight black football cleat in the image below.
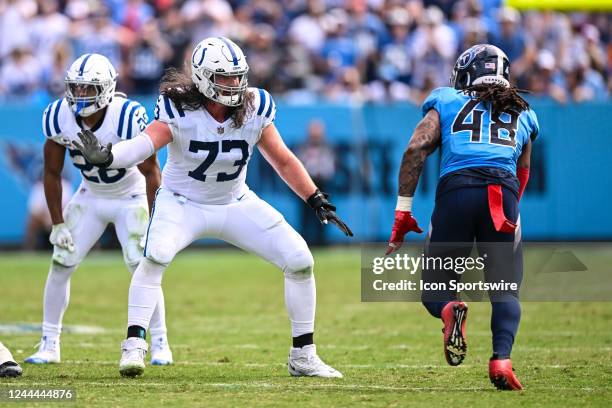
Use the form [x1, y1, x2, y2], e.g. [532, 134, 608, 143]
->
[0, 361, 23, 378]
[441, 301, 468, 366]
[489, 356, 523, 390]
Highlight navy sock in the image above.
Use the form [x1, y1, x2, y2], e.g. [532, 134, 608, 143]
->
[422, 301, 449, 318]
[491, 298, 521, 358]
[293, 333, 313, 348]
[127, 325, 146, 340]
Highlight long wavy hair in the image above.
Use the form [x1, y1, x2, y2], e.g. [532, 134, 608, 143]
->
[463, 84, 530, 115]
[159, 68, 255, 129]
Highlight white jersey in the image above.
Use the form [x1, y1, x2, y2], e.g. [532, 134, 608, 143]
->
[155, 87, 276, 204]
[43, 95, 149, 197]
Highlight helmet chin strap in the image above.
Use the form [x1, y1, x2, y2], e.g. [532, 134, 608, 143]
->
[473, 76, 510, 88]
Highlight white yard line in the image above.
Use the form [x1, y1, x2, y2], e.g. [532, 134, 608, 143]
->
[68, 343, 612, 352]
[61, 360, 595, 369]
[19, 382, 611, 392]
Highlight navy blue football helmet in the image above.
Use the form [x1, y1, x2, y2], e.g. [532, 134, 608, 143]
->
[450, 44, 510, 90]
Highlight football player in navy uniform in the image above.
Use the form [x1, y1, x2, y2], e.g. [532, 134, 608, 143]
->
[386, 44, 538, 390]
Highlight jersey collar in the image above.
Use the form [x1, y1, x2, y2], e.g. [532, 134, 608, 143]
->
[75, 107, 107, 132]
[200, 107, 232, 137]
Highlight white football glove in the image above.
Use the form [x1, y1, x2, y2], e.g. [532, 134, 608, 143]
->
[49, 223, 75, 252]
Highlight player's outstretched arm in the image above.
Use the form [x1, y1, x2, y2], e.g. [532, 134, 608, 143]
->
[258, 124, 316, 199]
[386, 109, 441, 254]
[258, 123, 353, 237]
[398, 109, 441, 197]
[73, 121, 172, 170]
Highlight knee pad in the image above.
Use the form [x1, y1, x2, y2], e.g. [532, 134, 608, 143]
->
[284, 249, 314, 281]
[144, 239, 176, 267]
[51, 248, 82, 268]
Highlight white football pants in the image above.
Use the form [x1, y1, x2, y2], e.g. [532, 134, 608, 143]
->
[130, 188, 316, 337]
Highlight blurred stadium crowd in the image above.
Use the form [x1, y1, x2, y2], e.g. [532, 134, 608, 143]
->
[0, 0, 610, 104]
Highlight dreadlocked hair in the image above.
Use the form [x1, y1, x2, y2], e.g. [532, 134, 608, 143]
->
[159, 67, 255, 129]
[463, 84, 530, 115]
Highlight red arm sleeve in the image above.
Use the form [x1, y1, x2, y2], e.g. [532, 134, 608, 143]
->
[517, 167, 530, 200]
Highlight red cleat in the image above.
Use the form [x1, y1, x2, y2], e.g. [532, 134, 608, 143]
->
[441, 301, 468, 366]
[489, 358, 523, 390]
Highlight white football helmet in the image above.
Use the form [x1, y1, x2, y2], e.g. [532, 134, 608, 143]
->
[191, 37, 249, 107]
[65, 53, 117, 117]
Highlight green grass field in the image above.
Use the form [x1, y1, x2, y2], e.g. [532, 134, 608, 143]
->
[1, 248, 611, 407]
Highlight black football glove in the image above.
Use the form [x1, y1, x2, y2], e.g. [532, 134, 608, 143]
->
[72, 129, 113, 168]
[307, 189, 353, 237]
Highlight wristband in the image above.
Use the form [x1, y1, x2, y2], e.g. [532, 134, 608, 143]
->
[396, 196, 413, 212]
[307, 189, 327, 209]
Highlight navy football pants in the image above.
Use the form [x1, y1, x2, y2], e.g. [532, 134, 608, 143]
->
[421, 185, 522, 359]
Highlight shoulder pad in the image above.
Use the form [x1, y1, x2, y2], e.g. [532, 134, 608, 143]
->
[42, 98, 67, 138]
[421, 87, 460, 117]
[154, 94, 185, 123]
[117, 99, 149, 139]
[253, 88, 276, 123]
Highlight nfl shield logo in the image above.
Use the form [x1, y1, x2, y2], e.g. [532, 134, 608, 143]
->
[217, 127, 224, 134]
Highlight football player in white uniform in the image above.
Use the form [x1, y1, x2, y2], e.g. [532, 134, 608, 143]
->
[25, 54, 173, 366]
[74, 37, 353, 378]
[0, 342, 22, 377]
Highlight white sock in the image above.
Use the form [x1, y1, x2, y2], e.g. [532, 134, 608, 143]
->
[42, 262, 76, 340]
[284, 275, 316, 337]
[127, 262, 167, 338]
[128, 258, 165, 331]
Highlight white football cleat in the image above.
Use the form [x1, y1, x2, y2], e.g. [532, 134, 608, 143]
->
[119, 337, 147, 377]
[24, 336, 60, 364]
[150, 336, 173, 366]
[288, 344, 343, 378]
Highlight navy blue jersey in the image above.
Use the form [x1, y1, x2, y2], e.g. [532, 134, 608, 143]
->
[422, 87, 539, 177]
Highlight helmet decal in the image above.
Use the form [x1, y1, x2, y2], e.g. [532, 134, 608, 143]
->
[218, 37, 239, 66]
[192, 44, 207, 66]
[78, 54, 92, 76]
[457, 45, 487, 69]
